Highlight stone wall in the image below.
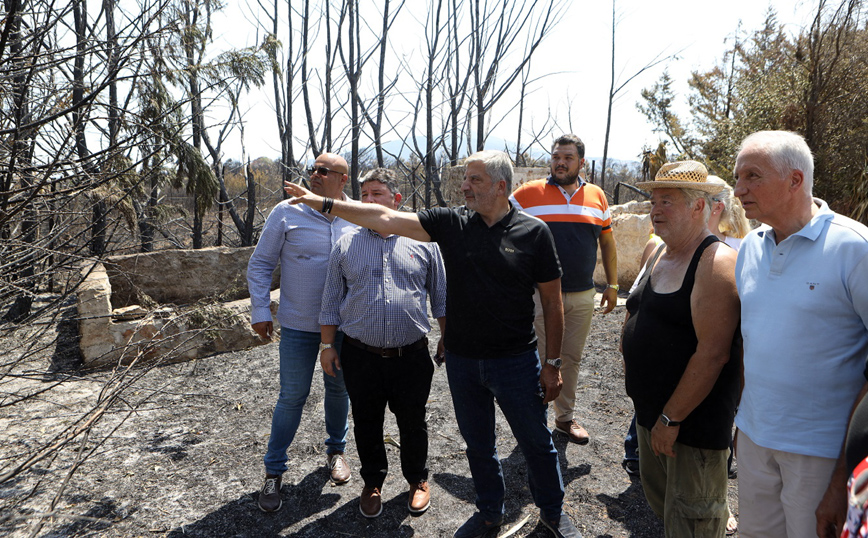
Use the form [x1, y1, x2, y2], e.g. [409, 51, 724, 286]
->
[105, 246, 279, 308]
[76, 202, 652, 366]
[77, 247, 280, 367]
[594, 200, 651, 289]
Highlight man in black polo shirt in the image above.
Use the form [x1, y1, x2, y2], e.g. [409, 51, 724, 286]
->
[284, 150, 581, 538]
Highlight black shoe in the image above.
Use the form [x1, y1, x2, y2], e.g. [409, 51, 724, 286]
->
[453, 512, 504, 538]
[258, 474, 282, 512]
[540, 512, 582, 538]
[728, 460, 737, 479]
[622, 459, 640, 477]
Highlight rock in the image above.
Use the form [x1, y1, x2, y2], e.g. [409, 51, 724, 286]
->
[77, 250, 279, 367]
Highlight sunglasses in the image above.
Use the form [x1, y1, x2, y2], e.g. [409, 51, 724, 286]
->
[307, 165, 341, 177]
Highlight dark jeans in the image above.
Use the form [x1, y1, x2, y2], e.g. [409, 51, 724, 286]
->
[624, 414, 639, 462]
[341, 339, 434, 488]
[445, 349, 565, 522]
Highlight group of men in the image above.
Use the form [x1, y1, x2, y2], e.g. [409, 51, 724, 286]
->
[247, 135, 615, 538]
[246, 129, 868, 538]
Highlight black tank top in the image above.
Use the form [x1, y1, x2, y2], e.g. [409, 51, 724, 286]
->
[622, 235, 739, 450]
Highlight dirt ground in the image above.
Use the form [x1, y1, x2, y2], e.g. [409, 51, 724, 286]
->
[0, 292, 739, 537]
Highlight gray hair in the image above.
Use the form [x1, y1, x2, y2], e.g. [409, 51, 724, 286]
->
[681, 187, 714, 225]
[465, 150, 514, 192]
[739, 130, 814, 193]
[360, 167, 401, 196]
[707, 175, 751, 238]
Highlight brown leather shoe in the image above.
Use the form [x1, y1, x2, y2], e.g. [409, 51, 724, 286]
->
[258, 474, 282, 512]
[408, 481, 430, 514]
[359, 486, 383, 518]
[554, 419, 590, 445]
[327, 451, 351, 484]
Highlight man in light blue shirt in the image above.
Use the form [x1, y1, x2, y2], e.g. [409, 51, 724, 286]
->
[247, 152, 358, 513]
[734, 131, 868, 538]
[319, 168, 447, 519]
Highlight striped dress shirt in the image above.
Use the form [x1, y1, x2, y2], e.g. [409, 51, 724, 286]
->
[320, 227, 447, 349]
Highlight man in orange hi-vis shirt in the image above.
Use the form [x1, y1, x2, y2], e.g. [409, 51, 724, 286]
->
[510, 134, 619, 446]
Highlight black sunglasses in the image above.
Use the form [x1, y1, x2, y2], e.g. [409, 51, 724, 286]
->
[307, 165, 340, 177]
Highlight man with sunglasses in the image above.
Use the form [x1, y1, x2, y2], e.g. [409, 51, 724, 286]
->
[247, 152, 358, 513]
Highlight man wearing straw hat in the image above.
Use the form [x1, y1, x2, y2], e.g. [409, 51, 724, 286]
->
[733, 130, 868, 538]
[621, 161, 741, 536]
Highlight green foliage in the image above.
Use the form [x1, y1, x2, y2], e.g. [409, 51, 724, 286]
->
[638, 2, 868, 220]
[173, 141, 218, 213]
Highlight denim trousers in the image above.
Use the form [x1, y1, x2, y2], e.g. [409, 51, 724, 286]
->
[263, 328, 349, 476]
[445, 349, 565, 522]
[341, 340, 434, 488]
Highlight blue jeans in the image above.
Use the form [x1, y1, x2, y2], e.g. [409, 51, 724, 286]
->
[263, 328, 349, 476]
[445, 349, 565, 522]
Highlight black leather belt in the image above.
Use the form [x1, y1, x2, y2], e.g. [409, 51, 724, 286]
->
[343, 335, 428, 358]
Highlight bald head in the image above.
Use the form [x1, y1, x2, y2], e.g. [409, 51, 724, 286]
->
[310, 152, 349, 198]
[318, 153, 348, 175]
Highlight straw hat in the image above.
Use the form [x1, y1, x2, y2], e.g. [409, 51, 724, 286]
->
[637, 161, 725, 194]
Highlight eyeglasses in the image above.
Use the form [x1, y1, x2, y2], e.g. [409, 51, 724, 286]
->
[307, 165, 340, 177]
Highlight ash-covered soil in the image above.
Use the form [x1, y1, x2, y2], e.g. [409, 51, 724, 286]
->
[0, 293, 738, 537]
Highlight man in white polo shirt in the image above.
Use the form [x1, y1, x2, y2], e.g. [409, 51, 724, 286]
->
[734, 130, 868, 538]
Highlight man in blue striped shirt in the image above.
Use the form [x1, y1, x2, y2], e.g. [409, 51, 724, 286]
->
[247, 152, 358, 513]
[319, 168, 447, 519]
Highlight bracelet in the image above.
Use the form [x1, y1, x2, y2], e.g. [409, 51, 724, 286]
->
[321, 197, 334, 214]
[607, 284, 620, 291]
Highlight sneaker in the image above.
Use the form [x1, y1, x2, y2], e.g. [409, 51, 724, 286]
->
[539, 512, 583, 538]
[359, 486, 383, 518]
[258, 474, 282, 512]
[622, 459, 640, 477]
[453, 512, 503, 538]
[554, 419, 590, 445]
[327, 451, 351, 484]
[408, 481, 430, 514]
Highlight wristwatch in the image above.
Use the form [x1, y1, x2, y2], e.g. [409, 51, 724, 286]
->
[659, 413, 681, 427]
[607, 284, 620, 291]
[545, 357, 562, 368]
[321, 342, 335, 350]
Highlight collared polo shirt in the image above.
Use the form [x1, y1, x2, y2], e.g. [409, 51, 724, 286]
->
[736, 199, 868, 458]
[247, 199, 357, 332]
[417, 205, 562, 358]
[509, 176, 611, 292]
[319, 227, 447, 348]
